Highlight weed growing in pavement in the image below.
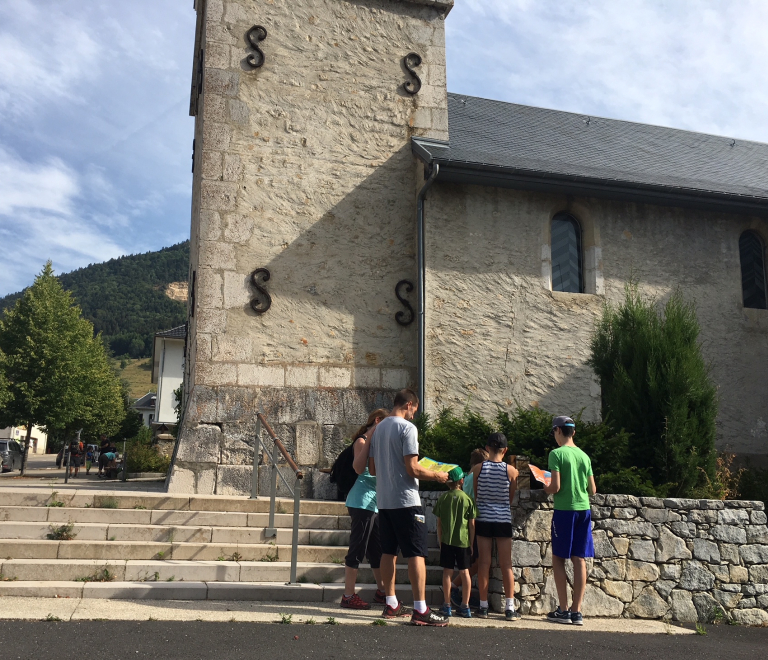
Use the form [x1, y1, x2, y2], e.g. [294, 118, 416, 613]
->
[84, 504, 92, 508]
[260, 548, 279, 562]
[98, 497, 119, 509]
[231, 552, 243, 562]
[166, 576, 175, 582]
[276, 503, 287, 514]
[305, 618, 316, 625]
[325, 617, 337, 625]
[76, 568, 115, 583]
[108, 536, 116, 541]
[134, 505, 147, 510]
[297, 576, 308, 584]
[47, 523, 76, 541]
[695, 622, 707, 635]
[139, 572, 160, 582]
[279, 613, 293, 624]
[229, 617, 236, 622]
[331, 558, 343, 565]
[372, 619, 387, 626]
[726, 616, 741, 626]
[43, 614, 61, 622]
[217, 556, 226, 561]
[709, 607, 725, 625]
[155, 551, 167, 560]
[46, 491, 64, 507]
[148, 616, 157, 621]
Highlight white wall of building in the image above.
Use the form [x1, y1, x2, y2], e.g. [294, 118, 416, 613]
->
[156, 339, 184, 425]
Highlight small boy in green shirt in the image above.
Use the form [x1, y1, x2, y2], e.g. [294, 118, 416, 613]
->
[544, 416, 596, 626]
[433, 466, 477, 618]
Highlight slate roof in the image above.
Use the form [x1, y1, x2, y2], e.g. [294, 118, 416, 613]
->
[133, 392, 156, 410]
[412, 94, 768, 213]
[155, 325, 187, 340]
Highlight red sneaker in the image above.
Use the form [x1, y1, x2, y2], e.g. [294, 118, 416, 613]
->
[373, 589, 386, 604]
[340, 593, 370, 610]
[382, 601, 412, 618]
[411, 607, 449, 627]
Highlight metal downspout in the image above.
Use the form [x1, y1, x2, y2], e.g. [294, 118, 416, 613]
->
[417, 163, 439, 414]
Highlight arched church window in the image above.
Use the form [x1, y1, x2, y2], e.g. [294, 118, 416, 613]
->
[739, 230, 767, 309]
[551, 213, 583, 293]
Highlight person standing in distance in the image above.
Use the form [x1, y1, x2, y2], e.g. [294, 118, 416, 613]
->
[368, 388, 450, 627]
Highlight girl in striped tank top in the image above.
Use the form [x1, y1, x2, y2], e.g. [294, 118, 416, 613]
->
[470, 432, 519, 620]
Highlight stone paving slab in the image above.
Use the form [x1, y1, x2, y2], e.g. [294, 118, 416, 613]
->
[0, 596, 693, 633]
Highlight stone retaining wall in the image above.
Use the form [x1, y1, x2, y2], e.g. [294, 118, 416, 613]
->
[419, 490, 768, 624]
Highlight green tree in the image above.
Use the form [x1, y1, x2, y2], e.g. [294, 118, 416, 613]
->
[0, 263, 125, 473]
[589, 282, 718, 497]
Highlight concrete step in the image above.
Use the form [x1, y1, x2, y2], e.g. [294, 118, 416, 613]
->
[0, 521, 352, 546]
[0, 538, 440, 563]
[0, 488, 348, 515]
[0, 559, 445, 585]
[0, 580, 445, 604]
[1, 507, 351, 530]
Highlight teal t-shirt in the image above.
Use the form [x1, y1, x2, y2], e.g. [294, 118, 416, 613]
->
[548, 445, 593, 511]
[345, 469, 377, 513]
[462, 472, 475, 499]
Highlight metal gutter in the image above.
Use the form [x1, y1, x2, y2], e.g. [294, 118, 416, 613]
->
[411, 140, 768, 216]
[417, 164, 440, 414]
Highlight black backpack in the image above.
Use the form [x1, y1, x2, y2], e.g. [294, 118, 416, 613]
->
[330, 441, 359, 499]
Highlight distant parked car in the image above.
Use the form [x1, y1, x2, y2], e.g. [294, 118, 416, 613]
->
[0, 440, 24, 473]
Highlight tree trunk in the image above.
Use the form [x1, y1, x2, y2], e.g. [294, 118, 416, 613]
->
[20, 422, 33, 476]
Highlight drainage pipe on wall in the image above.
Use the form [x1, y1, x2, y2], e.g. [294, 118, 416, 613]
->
[416, 163, 440, 413]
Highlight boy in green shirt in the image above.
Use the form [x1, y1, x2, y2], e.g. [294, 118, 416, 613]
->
[544, 416, 596, 626]
[433, 466, 477, 618]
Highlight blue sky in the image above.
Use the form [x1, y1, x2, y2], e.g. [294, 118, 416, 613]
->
[2, 0, 767, 296]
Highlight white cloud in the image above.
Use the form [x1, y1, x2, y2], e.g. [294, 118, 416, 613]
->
[0, 0, 100, 114]
[448, 0, 768, 142]
[0, 148, 124, 293]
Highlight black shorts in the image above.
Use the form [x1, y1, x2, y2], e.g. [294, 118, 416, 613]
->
[476, 520, 513, 539]
[439, 543, 472, 570]
[345, 507, 382, 570]
[379, 507, 429, 559]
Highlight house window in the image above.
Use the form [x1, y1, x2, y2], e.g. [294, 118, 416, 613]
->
[551, 212, 583, 293]
[739, 231, 767, 309]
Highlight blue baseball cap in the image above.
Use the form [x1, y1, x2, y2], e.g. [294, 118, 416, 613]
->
[552, 416, 575, 429]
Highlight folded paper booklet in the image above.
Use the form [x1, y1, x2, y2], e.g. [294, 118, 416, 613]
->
[418, 456, 459, 473]
[529, 464, 552, 487]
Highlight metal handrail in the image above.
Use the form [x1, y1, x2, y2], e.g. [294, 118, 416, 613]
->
[251, 411, 303, 584]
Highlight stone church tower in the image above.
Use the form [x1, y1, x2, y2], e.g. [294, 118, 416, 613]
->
[168, 0, 453, 494]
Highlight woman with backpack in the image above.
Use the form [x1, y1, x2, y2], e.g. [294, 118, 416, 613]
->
[337, 408, 388, 610]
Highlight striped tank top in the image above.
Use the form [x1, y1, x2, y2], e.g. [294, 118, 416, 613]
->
[476, 460, 512, 523]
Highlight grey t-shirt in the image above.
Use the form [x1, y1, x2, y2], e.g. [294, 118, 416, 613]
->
[369, 416, 421, 509]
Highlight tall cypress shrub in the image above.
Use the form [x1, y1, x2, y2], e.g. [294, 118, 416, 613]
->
[589, 283, 718, 497]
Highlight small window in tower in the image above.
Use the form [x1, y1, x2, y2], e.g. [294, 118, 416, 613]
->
[739, 230, 767, 309]
[551, 213, 583, 293]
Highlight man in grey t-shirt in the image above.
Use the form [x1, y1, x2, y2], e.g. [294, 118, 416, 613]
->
[369, 389, 449, 627]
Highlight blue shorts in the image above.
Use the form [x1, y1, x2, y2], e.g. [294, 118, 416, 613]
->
[551, 510, 594, 559]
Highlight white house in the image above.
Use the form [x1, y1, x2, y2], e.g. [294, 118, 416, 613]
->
[151, 325, 186, 427]
[0, 425, 48, 454]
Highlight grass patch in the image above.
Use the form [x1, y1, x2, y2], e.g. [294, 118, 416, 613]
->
[325, 617, 337, 625]
[47, 523, 76, 541]
[114, 357, 155, 399]
[305, 618, 316, 625]
[97, 497, 119, 510]
[75, 568, 116, 583]
[279, 613, 293, 624]
[695, 622, 707, 635]
[46, 491, 65, 508]
[43, 614, 61, 622]
[133, 505, 147, 510]
[372, 619, 387, 626]
[331, 558, 344, 565]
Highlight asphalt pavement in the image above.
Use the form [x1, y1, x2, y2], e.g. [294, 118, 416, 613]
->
[1, 620, 765, 660]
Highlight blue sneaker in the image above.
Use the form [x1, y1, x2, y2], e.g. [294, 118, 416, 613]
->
[570, 611, 583, 626]
[440, 604, 452, 617]
[547, 606, 571, 624]
[450, 586, 462, 607]
[455, 605, 472, 618]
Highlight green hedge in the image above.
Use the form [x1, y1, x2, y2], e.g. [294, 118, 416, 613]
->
[125, 427, 171, 474]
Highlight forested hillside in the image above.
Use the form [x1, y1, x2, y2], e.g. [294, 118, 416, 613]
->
[0, 242, 189, 358]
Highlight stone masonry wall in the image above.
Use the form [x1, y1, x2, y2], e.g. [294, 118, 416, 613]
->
[420, 490, 768, 624]
[171, 0, 453, 493]
[426, 184, 768, 459]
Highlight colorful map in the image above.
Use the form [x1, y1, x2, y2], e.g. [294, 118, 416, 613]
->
[418, 456, 459, 473]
